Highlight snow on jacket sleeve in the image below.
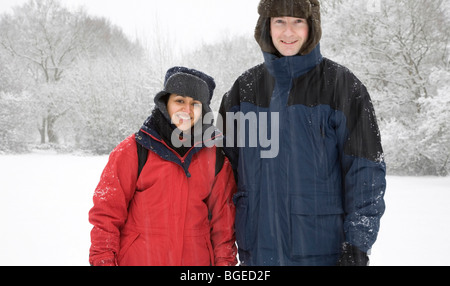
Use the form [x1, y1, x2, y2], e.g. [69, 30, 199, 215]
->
[89, 135, 138, 266]
[336, 75, 387, 253]
[205, 156, 238, 266]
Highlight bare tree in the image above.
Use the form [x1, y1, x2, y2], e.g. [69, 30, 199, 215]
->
[0, 0, 89, 143]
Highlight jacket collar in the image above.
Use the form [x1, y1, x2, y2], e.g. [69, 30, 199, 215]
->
[135, 110, 223, 176]
[263, 44, 323, 80]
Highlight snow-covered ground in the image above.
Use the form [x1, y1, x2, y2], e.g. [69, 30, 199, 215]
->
[0, 152, 449, 266]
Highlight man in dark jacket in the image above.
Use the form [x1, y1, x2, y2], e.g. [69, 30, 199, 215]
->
[219, 0, 386, 266]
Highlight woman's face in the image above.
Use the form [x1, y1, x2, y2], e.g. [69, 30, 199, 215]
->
[270, 16, 309, 56]
[167, 94, 203, 132]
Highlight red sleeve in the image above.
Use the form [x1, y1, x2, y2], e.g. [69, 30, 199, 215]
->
[88, 135, 139, 266]
[206, 157, 238, 266]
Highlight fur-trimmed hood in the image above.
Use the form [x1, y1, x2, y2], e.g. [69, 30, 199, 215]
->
[254, 0, 322, 56]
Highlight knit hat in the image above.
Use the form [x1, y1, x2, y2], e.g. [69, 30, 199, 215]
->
[255, 0, 322, 56]
[154, 67, 216, 120]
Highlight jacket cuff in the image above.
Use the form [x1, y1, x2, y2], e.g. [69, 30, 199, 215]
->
[90, 255, 118, 266]
[215, 258, 238, 266]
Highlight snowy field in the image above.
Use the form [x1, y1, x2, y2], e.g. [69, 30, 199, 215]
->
[0, 152, 449, 266]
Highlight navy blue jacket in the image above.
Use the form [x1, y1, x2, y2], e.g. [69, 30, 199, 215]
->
[219, 45, 386, 266]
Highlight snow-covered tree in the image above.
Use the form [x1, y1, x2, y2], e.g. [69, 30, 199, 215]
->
[0, 0, 147, 152]
[59, 53, 153, 154]
[183, 34, 263, 114]
[0, 91, 35, 153]
[321, 0, 450, 175]
[0, 0, 90, 143]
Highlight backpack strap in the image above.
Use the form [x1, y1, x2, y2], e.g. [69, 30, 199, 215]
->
[136, 140, 148, 179]
[215, 147, 225, 176]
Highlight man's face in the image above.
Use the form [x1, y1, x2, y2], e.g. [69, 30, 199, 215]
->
[270, 16, 309, 56]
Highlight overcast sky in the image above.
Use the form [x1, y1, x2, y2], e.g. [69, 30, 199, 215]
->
[0, 0, 261, 51]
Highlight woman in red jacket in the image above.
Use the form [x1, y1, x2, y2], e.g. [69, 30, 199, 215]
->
[89, 67, 237, 266]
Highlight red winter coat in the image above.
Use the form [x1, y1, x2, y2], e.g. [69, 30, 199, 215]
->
[89, 132, 237, 266]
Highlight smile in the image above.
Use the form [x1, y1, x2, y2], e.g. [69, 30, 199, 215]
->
[176, 113, 192, 123]
[281, 40, 299, 45]
[177, 114, 190, 120]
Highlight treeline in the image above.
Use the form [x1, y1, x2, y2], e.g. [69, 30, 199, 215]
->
[0, 0, 155, 154]
[320, 0, 450, 176]
[1, 0, 449, 176]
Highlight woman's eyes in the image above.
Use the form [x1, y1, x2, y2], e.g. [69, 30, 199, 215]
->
[175, 99, 201, 107]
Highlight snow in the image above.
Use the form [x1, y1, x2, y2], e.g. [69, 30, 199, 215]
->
[0, 152, 106, 266]
[370, 175, 450, 266]
[0, 152, 449, 266]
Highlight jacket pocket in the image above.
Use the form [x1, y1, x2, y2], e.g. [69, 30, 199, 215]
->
[118, 230, 141, 264]
[289, 195, 344, 257]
